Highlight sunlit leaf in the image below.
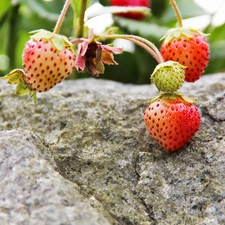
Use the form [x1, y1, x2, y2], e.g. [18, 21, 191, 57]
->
[160, 0, 208, 25]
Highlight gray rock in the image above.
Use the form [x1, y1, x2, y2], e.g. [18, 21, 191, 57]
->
[0, 73, 225, 225]
[0, 129, 110, 225]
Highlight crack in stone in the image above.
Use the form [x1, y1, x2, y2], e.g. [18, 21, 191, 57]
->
[139, 197, 157, 224]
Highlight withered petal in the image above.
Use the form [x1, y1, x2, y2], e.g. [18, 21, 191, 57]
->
[86, 60, 104, 77]
[75, 55, 86, 72]
[78, 41, 89, 56]
[101, 51, 118, 65]
[101, 45, 123, 54]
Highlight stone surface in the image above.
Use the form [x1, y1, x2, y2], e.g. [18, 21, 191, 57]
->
[0, 129, 110, 225]
[0, 73, 225, 224]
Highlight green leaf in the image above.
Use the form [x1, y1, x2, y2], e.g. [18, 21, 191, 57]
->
[208, 23, 225, 41]
[114, 17, 168, 40]
[205, 40, 225, 74]
[209, 40, 225, 59]
[18, 0, 60, 21]
[160, 0, 208, 25]
[0, 0, 11, 19]
[151, 0, 167, 18]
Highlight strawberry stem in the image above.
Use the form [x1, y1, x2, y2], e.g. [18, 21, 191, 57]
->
[127, 38, 160, 63]
[53, 0, 71, 34]
[75, 0, 88, 38]
[170, 0, 183, 27]
[96, 34, 164, 64]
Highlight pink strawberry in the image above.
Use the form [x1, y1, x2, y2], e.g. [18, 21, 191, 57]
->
[3, 29, 75, 101]
[144, 93, 200, 152]
[22, 29, 75, 92]
[160, 28, 210, 82]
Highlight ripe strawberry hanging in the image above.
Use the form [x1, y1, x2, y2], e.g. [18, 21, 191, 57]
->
[144, 93, 200, 152]
[3, 29, 75, 101]
[110, 0, 150, 20]
[160, 27, 210, 83]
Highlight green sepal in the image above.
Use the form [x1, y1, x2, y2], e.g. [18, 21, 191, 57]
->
[160, 27, 210, 44]
[29, 29, 75, 53]
[148, 92, 196, 105]
[3, 69, 37, 103]
[2, 69, 25, 84]
[148, 93, 165, 104]
[51, 34, 65, 51]
[29, 29, 52, 39]
[176, 92, 196, 104]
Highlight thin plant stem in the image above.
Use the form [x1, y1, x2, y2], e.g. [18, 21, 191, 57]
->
[169, 0, 183, 27]
[71, 38, 86, 44]
[53, 0, 71, 34]
[97, 34, 164, 64]
[76, 0, 88, 38]
[126, 38, 160, 63]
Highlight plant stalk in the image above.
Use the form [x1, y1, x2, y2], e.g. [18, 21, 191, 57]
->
[170, 0, 183, 27]
[96, 34, 164, 64]
[53, 0, 71, 34]
[75, 0, 88, 38]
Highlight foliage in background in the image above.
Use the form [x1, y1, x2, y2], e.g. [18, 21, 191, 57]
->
[0, 0, 224, 84]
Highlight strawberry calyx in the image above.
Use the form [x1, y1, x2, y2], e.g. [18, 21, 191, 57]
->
[149, 92, 196, 105]
[160, 27, 209, 44]
[3, 69, 36, 102]
[29, 29, 75, 54]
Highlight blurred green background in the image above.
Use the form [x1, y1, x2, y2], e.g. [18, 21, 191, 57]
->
[0, 0, 225, 84]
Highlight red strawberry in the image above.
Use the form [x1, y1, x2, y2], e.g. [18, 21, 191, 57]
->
[110, 0, 150, 20]
[144, 93, 200, 152]
[3, 29, 75, 101]
[160, 28, 210, 82]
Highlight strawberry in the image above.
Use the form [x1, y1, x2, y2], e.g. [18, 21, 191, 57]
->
[160, 27, 210, 82]
[144, 93, 200, 152]
[110, 0, 150, 20]
[3, 29, 75, 101]
[151, 61, 186, 93]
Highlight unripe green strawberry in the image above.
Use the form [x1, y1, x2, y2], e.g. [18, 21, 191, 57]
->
[23, 29, 75, 92]
[151, 61, 185, 92]
[144, 93, 200, 152]
[160, 27, 210, 82]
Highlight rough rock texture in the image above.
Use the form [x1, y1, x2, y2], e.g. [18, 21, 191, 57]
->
[0, 73, 225, 225]
[0, 129, 110, 225]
